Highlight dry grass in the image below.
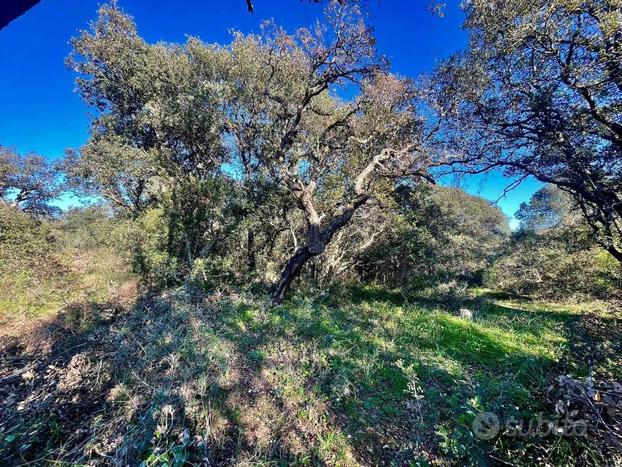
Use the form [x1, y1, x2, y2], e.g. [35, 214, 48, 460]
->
[0, 246, 136, 338]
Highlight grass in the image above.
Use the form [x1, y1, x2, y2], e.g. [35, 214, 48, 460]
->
[2, 284, 619, 465]
[0, 246, 136, 328]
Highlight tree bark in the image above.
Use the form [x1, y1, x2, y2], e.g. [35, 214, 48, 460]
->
[247, 228, 256, 272]
[607, 244, 622, 264]
[269, 146, 399, 305]
[271, 246, 313, 306]
[270, 194, 371, 306]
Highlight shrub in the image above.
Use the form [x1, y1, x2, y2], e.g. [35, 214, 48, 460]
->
[186, 257, 237, 293]
[0, 204, 54, 270]
[358, 185, 510, 290]
[417, 280, 469, 309]
[487, 231, 621, 301]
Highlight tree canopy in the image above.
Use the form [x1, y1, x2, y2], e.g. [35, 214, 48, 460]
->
[66, 2, 447, 304]
[0, 146, 61, 217]
[432, 0, 622, 262]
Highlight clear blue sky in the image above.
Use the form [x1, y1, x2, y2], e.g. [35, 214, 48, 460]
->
[0, 0, 539, 226]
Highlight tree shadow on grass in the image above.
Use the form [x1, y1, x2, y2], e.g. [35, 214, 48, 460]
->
[345, 285, 407, 307]
[2, 287, 612, 466]
[220, 293, 567, 465]
[0, 290, 142, 465]
[1, 291, 347, 465]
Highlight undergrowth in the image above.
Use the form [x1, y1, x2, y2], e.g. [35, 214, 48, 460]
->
[0, 285, 620, 465]
[1, 247, 133, 317]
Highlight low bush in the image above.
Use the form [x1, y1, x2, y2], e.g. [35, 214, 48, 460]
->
[487, 231, 621, 302]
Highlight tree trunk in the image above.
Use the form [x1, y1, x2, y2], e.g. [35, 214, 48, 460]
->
[270, 195, 369, 306]
[247, 228, 256, 272]
[607, 244, 622, 264]
[271, 246, 313, 306]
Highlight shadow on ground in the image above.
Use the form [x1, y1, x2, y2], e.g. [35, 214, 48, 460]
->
[1, 286, 619, 465]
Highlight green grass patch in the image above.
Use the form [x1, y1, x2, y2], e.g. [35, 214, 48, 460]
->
[2, 285, 614, 466]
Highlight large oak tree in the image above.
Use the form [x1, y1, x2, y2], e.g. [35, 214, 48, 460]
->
[67, 2, 443, 304]
[222, 6, 440, 304]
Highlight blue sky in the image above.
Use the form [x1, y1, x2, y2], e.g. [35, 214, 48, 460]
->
[0, 0, 540, 226]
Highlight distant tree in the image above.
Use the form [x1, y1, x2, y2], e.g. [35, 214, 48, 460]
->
[357, 184, 511, 288]
[432, 0, 622, 263]
[0, 146, 61, 216]
[488, 187, 620, 301]
[515, 185, 576, 233]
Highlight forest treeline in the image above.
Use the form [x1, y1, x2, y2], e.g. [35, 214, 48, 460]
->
[1, 0, 621, 306]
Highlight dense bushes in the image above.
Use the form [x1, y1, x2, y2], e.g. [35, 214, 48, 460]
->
[95, 180, 622, 305]
[0, 203, 137, 316]
[74, 179, 513, 302]
[356, 184, 510, 292]
[487, 187, 621, 302]
[487, 229, 621, 301]
[0, 204, 54, 270]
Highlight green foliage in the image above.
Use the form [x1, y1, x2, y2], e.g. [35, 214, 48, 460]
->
[64, 2, 227, 217]
[163, 177, 244, 267]
[55, 205, 120, 249]
[187, 257, 236, 292]
[127, 207, 178, 288]
[0, 204, 135, 317]
[0, 205, 60, 316]
[488, 186, 621, 301]
[0, 204, 53, 268]
[515, 186, 576, 232]
[487, 230, 622, 301]
[0, 146, 61, 217]
[358, 184, 510, 292]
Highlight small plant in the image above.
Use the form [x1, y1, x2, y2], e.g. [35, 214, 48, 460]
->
[421, 280, 469, 309]
[187, 257, 236, 293]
